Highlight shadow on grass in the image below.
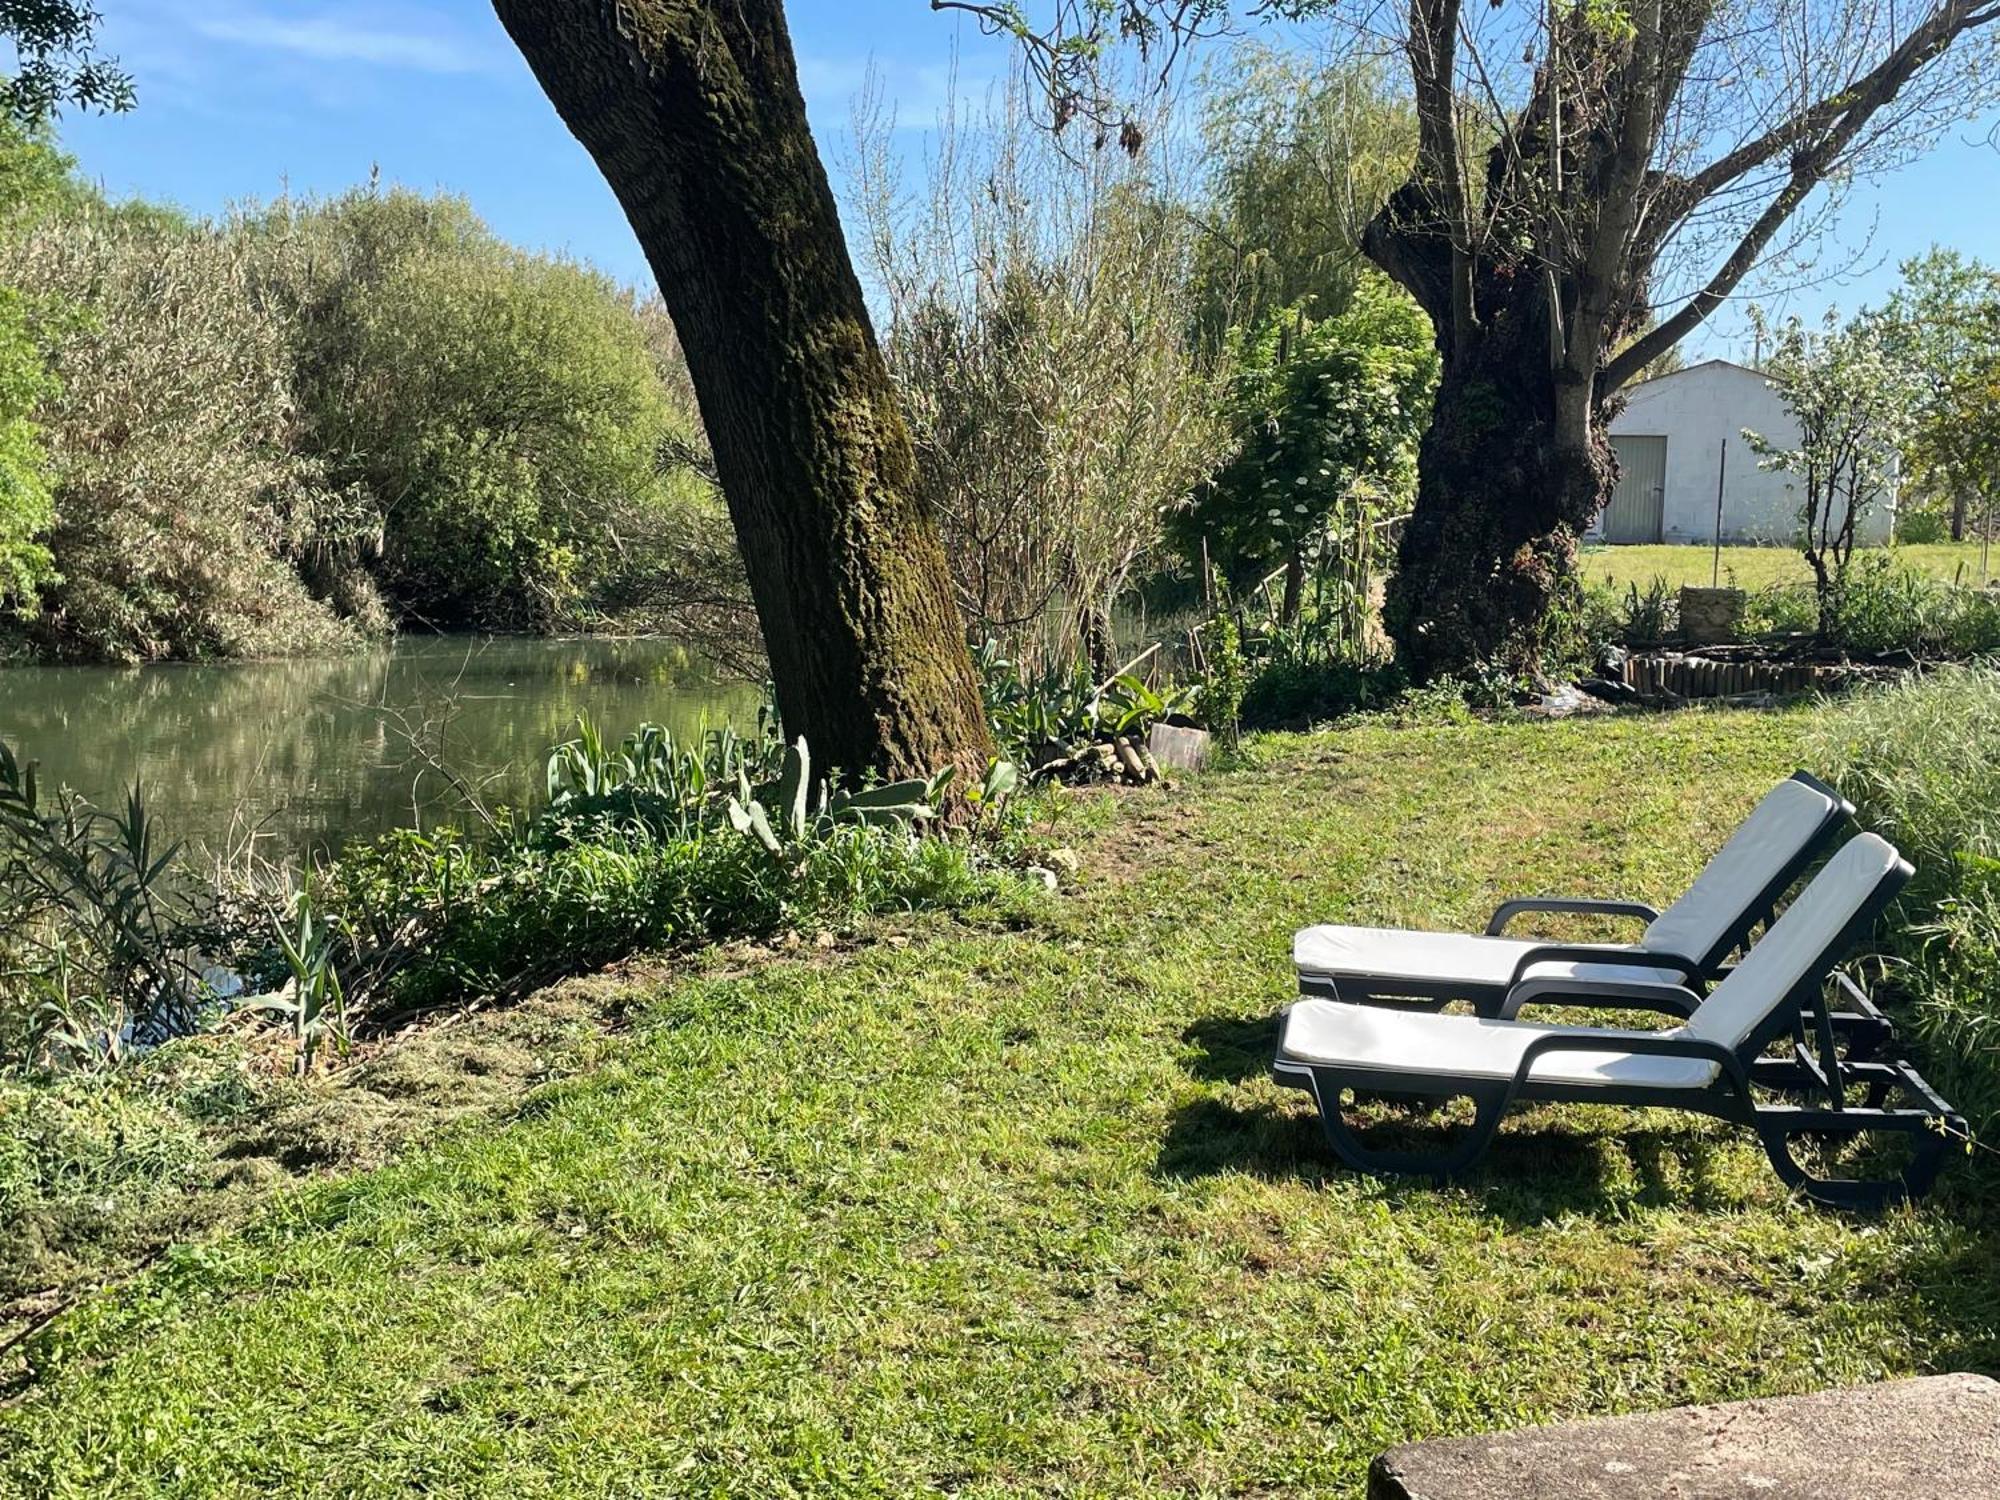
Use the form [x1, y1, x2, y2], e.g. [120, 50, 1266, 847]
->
[1155, 1093, 1778, 1226]
[1180, 1013, 1281, 1083]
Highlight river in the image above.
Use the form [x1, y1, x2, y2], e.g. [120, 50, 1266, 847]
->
[0, 636, 761, 862]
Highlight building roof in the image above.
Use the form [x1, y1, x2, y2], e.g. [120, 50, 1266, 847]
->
[1624, 356, 1771, 391]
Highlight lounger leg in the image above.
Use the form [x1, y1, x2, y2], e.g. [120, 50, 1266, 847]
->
[1309, 1073, 1510, 1180]
[1755, 1117, 1951, 1210]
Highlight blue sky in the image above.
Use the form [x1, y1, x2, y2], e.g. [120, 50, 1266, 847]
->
[53, 0, 2000, 362]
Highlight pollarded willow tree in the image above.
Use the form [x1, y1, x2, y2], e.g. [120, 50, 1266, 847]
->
[948, 0, 2000, 677]
[491, 1, 992, 784]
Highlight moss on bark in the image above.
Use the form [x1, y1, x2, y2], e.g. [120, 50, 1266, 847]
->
[490, 0, 992, 783]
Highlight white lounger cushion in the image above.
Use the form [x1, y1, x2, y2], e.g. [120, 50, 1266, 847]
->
[1686, 833, 1903, 1049]
[1294, 775, 1840, 990]
[1278, 834, 1906, 1097]
[1291, 926, 1686, 989]
[1638, 776, 1839, 961]
[1278, 1000, 1718, 1090]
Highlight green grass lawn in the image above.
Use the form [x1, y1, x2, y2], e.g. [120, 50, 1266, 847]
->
[1579, 540, 1996, 594]
[4, 711, 1996, 1497]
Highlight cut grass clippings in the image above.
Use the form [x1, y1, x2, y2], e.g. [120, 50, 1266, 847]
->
[2, 708, 1995, 1498]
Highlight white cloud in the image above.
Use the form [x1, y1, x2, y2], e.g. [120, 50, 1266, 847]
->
[194, 8, 496, 75]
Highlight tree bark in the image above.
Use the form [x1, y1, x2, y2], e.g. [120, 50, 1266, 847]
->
[1381, 287, 1612, 681]
[489, 0, 992, 783]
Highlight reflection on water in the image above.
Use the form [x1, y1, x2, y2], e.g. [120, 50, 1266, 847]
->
[0, 636, 761, 861]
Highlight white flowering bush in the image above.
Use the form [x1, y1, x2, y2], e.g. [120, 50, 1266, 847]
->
[1744, 308, 1920, 642]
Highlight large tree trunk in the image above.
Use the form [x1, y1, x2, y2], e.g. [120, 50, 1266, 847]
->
[490, 0, 991, 782]
[1377, 277, 1613, 681]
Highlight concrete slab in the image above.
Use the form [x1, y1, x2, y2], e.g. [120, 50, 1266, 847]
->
[1368, 1374, 2000, 1500]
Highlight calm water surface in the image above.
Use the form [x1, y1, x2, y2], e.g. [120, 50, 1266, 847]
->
[0, 636, 760, 861]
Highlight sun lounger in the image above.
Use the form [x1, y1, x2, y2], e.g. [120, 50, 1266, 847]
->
[1294, 772, 1854, 1022]
[1273, 833, 1963, 1208]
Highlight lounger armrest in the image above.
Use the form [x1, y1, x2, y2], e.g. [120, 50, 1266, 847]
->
[1510, 1031, 1751, 1099]
[1484, 897, 1662, 936]
[1504, 944, 1702, 988]
[1497, 976, 1703, 1022]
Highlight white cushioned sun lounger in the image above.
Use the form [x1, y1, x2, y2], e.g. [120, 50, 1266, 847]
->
[1294, 771, 1853, 1015]
[1274, 833, 1963, 1208]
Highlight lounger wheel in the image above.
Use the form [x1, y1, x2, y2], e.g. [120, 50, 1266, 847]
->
[1310, 1074, 1509, 1180]
[1756, 1120, 1950, 1210]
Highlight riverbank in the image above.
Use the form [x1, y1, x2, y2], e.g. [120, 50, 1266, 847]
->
[6, 708, 1995, 1495]
[0, 634, 761, 861]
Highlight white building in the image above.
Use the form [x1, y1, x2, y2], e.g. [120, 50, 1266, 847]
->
[1593, 358, 1895, 546]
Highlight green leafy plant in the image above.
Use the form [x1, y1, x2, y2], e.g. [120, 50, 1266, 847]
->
[243, 881, 351, 1076]
[725, 738, 942, 860]
[544, 708, 785, 841]
[975, 638, 1196, 770]
[1195, 609, 1247, 738]
[1814, 666, 2000, 1132]
[0, 736, 208, 1069]
[1168, 271, 1436, 602]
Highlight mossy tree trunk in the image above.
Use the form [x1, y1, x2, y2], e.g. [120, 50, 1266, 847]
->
[1375, 260, 1613, 682]
[1360, 0, 1994, 680]
[490, 0, 991, 782]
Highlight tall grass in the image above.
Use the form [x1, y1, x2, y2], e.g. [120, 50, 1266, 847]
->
[1812, 665, 2000, 1132]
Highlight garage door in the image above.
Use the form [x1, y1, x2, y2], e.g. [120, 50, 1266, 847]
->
[1604, 435, 1667, 543]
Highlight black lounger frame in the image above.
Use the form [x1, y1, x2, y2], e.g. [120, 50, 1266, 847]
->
[1274, 851, 1964, 1210]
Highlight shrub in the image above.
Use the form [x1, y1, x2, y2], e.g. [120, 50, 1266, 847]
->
[0, 738, 214, 1070]
[1731, 561, 2000, 658]
[1833, 559, 2000, 657]
[1195, 611, 1247, 738]
[0, 125, 74, 618]
[1168, 273, 1437, 597]
[224, 720, 1027, 1036]
[245, 188, 714, 632]
[1239, 657, 1406, 728]
[0, 163, 740, 661]
[1742, 582, 1817, 639]
[1895, 507, 1953, 545]
[855, 82, 1227, 670]
[297, 809, 1007, 1023]
[974, 639, 1197, 768]
[1812, 666, 2000, 1133]
[0, 207, 373, 661]
[0, 282, 53, 614]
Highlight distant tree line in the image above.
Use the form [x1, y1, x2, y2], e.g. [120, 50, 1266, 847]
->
[0, 128, 743, 664]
